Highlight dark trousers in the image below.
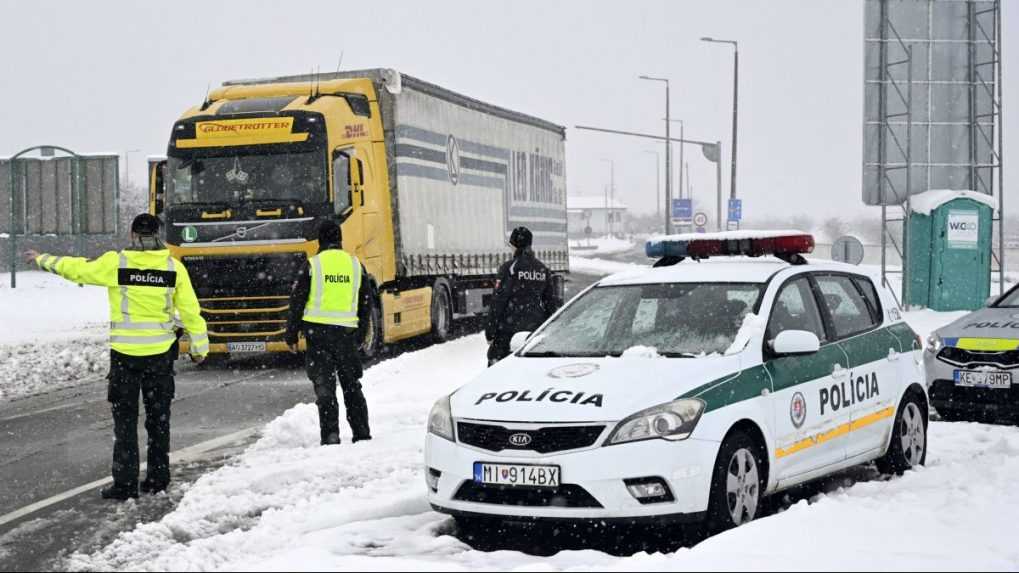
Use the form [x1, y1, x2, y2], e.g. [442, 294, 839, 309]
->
[305, 324, 371, 444]
[487, 333, 514, 366]
[107, 348, 175, 489]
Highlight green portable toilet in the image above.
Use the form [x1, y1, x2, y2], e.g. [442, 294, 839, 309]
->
[904, 190, 996, 311]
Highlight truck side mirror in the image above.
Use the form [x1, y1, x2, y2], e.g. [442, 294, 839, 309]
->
[150, 160, 166, 216]
[332, 151, 353, 219]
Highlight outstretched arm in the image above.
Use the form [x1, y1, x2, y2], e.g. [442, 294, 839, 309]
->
[26, 249, 119, 287]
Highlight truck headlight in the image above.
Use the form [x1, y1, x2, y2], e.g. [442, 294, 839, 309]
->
[428, 394, 455, 442]
[605, 398, 706, 446]
[926, 334, 944, 354]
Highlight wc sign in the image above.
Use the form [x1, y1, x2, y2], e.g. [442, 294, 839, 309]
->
[946, 210, 979, 250]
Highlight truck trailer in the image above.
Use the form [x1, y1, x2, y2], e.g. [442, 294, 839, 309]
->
[149, 68, 568, 357]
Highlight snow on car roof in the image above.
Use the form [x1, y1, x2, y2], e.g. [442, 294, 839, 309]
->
[598, 258, 868, 287]
[598, 258, 790, 286]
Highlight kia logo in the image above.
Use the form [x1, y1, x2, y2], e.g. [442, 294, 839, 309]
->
[508, 433, 532, 447]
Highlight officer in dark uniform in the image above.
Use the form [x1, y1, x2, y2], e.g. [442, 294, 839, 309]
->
[486, 226, 561, 365]
[286, 221, 373, 445]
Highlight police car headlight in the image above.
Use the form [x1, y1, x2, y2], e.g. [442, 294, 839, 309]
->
[926, 334, 943, 354]
[605, 398, 706, 446]
[428, 394, 455, 442]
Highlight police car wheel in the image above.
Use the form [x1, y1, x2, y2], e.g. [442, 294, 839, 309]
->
[877, 393, 928, 476]
[431, 282, 453, 342]
[706, 431, 765, 533]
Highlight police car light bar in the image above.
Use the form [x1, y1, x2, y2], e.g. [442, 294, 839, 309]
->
[645, 231, 815, 265]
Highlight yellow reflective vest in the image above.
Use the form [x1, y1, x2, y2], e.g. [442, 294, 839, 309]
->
[303, 250, 362, 328]
[35, 249, 209, 357]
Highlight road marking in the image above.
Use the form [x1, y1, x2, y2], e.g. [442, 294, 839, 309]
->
[0, 426, 260, 528]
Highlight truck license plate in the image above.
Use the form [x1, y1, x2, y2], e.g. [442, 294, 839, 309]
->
[473, 463, 561, 488]
[954, 370, 1012, 389]
[227, 342, 267, 353]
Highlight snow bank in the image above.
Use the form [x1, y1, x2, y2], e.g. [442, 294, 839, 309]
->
[909, 189, 997, 215]
[0, 271, 108, 344]
[0, 271, 110, 400]
[569, 236, 635, 257]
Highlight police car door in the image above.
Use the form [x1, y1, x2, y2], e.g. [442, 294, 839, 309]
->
[764, 276, 850, 483]
[813, 274, 898, 460]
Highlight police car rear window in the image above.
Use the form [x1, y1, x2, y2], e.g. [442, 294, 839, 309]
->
[815, 275, 879, 339]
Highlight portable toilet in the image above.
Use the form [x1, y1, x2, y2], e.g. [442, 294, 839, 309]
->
[904, 190, 996, 311]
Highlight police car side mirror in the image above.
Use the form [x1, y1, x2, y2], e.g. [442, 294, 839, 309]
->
[509, 331, 532, 354]
[771, 330, 821, 356]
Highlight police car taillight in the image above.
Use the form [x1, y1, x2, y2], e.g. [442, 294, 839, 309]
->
[645, 231, 815, 264]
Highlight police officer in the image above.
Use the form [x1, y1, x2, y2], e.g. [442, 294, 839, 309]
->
[286, 221, 373, 445]
[23, 214, 209, 500]
[486, 227, 561, 366]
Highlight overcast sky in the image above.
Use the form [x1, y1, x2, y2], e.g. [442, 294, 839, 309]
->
[0, 0, 1014, 221]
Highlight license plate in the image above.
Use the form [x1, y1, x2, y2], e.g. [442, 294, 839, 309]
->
[954, 370, 1012, 389]
[227, 342, 267, 353]
[473, 463, 561, 488]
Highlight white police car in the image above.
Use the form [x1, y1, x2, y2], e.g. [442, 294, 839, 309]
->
[425, 232, 928, 533]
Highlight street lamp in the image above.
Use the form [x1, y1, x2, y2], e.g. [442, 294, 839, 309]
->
[701, 37, 739, 217]
[642, 149, 661, 219]
[638, 75, 671, 234]
[599, 158, 615, 236]
[124, 148, 142, 190]
[662, 119, 684, 200]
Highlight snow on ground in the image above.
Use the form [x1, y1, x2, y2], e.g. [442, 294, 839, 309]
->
[0, 271, 109, 401]
[569, 256, 645, 277]
[68, 307, 1019, 571]
[568, 236, 635, 258]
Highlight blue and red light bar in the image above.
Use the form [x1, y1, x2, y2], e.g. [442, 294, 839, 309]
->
[645, 231, 815, 261]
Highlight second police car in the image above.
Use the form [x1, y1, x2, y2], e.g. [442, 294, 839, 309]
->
[425, 232, 928, 533]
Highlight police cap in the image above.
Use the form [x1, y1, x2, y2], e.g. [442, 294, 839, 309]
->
[509, 226, 533, 249]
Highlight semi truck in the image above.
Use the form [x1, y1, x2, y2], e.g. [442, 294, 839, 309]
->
[149, 68, 568, 357]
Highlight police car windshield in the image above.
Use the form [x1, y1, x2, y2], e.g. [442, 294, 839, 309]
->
[167, 151, 327, 206]
[523, 282, 763, 358]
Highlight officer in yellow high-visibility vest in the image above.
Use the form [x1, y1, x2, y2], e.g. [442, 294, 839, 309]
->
[286, 221, 373, 445]
[23, 214, 209, 500]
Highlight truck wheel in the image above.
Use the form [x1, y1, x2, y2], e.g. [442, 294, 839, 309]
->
[706, 430, 765, 534]
[877, 392, 928, 476]
[431, 280, 453, 343]
[360, 296, 383, 360]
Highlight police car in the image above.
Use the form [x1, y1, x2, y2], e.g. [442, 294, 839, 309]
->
[925, 284, 1019, 422]
[425, 232, 928, 532]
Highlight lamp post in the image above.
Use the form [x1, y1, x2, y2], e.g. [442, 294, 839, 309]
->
[662, 119, 684, 200]
[124, 149, 142, 191]
[639, 75, 671, 234]
[642, 149, 661, 219]
[599, 158, 615, 236]
[701, 37, 739, 207]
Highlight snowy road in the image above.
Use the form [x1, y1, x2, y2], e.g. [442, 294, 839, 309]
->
[0, 271, 600, 571]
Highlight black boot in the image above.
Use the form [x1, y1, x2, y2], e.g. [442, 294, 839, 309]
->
[140, 478, 169, 494]
[101, 484, 139, 501]
[352, 435, 372, 443]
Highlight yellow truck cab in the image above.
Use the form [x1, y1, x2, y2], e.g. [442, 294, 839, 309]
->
[150, 69, 568, 357]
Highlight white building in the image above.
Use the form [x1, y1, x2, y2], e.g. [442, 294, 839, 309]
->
[567, 196, 628, 237]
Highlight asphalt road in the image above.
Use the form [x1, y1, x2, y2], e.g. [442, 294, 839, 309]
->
[0, 271, 602, 571]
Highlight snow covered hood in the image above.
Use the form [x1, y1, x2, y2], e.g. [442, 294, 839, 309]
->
[934, 306, 1019, 346]
[450, 353, 743, 423]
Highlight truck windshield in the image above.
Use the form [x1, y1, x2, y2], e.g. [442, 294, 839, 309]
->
[167, 151, 327, 205]
[522, 282, 763, 358]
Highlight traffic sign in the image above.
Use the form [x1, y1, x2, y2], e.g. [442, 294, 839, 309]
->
[693, 212, 709, 228]
[831, 235, 865, 265]
[672, 198, 693, 220]
[728, 198, 743, 222]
